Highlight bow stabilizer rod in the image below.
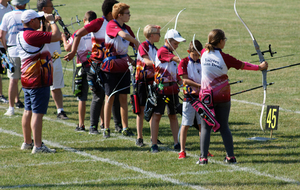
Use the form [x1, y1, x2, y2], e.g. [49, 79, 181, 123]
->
[231, 82, 274, 96]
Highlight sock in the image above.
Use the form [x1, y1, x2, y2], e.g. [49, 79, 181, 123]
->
[8, 107, 14, 111]
[122, 127, 127, 131]
[57, 108, 64, 114]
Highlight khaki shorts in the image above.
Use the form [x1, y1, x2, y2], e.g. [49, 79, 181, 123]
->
[7, 57, 21, 79]
[181, 101, 201, 126]
[50, 58, 64, 90]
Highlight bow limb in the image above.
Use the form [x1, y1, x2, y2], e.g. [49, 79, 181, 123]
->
[136, 27, 141, 43]
[106, 85, 132, 103]
[192, 34, 201, 56]
[234, 0, 266, 132]
[174, 8, 186, 30]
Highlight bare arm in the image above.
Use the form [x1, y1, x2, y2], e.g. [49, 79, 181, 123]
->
[64, 27, 89, 61]
[0, 30, 7, 50]
[118, 30, 140, 50]
[142, 55, 154, 67]
[171, 56, 180, 63]
[44, 13, 61, 42]
[61, 32, 71, 52]
[181, 74, 201, 88]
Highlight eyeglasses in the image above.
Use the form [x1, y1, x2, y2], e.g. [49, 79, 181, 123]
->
[224, 37, 227, 41]
[123, 12, 131, 16]
[152, 33, 161, 36]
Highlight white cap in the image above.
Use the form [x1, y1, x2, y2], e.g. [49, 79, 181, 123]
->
[164, 29, 186, 42]
[11, 0, 30, 6]
[21, 10, 44, 24]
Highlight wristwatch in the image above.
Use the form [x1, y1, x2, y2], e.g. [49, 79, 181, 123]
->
[49, 20, 55, 25]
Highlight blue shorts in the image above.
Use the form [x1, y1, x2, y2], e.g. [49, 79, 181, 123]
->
[23, 87, 50, 114]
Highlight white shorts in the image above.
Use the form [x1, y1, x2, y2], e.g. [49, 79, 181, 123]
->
[7, 57, 21, 79]
[181, 101, 201, 126]
[50, 58, 64, 90]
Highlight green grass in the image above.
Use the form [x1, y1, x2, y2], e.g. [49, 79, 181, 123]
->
[0, 0, 300, 189]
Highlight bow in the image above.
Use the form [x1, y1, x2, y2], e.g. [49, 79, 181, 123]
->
[161, 8, 186, 31]
[65, 16, 82, 32]
[54, 8, 71, 39]
[192, 34, 201, 56]
[174, 8, 186, 30]
[234, 0, 267, 132]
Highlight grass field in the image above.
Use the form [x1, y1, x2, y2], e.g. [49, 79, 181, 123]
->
[0, 0, 300, 189]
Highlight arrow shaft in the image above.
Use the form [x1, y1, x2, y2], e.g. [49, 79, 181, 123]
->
[267, 62, 300, 72]
[230, 82, 274, 96]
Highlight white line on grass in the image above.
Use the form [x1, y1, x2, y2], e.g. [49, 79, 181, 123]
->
[118, 135, 300, 185]
[0, 128, 207, 190]
[1, 105, 299, 186]
[0, 159, 95, 169]
[0, 146, 13, 149]
[231, 99, 300, 114]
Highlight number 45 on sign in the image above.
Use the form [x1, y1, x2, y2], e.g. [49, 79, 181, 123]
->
[265, 105, 279, 139]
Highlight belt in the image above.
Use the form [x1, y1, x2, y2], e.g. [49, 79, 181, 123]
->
[137, 77, 154, 84]
[162, 82, 176, 87]
[183, 94, 198, 102]
[102, 54, 127, 63]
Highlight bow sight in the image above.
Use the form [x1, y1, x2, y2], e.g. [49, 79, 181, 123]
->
[251, 44, 277, 57]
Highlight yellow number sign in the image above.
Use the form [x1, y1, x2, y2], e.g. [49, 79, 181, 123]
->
[265, 105, 279, 130]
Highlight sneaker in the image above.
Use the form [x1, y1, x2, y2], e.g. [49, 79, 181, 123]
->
[174, 143, 180, 151]
[151, 138, 163, 145]
[89, 126, 99, 134]
[0, 95, 8, 103]
[157, 139, 163, 145]
[32, 143, 56, 154]
[20, 141, 33, 150]
[15, 100, 24, 108]
[178, 151, 186, 159]
[57, 111, 69, 120]
[208, 151, 214, 157]
[100, 123, 105, 130]
[122, 128, 134, 136]
[114, 123, 122, 133]
[4, 109, 14, 116]
[151, 144, 158, 153]
[103, 128, 110, 138]
[75, 124, 86, 132]
[196, 158, 208, 165]
[224, 156, 237, 164]
[136, 138, 144, 147]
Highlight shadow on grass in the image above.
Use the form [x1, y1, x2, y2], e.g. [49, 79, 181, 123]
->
[0, 181, 184, 189]
[1, 179, 296, 189]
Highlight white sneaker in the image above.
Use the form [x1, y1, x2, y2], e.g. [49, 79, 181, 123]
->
[4, 109, 14, 116]
[21, 142, 34, 150]
[32, 143, 56, 154]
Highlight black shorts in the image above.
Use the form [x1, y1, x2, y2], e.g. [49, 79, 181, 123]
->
[103, 71, 130, 96]
[0, 48, 6, 74]
[136, 82, 150, 106]
[153, 93, 179, 115]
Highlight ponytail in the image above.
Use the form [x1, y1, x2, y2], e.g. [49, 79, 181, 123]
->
[205, 29, 225, 53]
